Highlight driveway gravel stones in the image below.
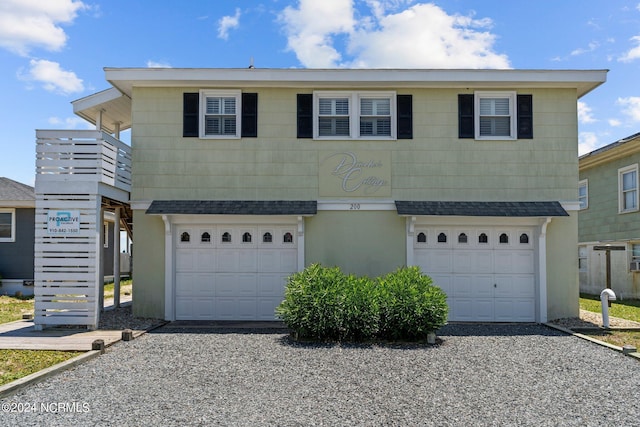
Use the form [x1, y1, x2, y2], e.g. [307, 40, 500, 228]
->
[1, 324, 639, 426]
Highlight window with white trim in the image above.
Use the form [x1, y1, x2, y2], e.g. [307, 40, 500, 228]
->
[200, 90, 241, 138]
[475, 91, 516, 140]
[578, 246, 587, 271]
[578, 179, 588, 210]
[0, 209, 15, 242]
[631, 243, 640, 263]
[619, 164, 638, 213]
[314, 91, 396, 139]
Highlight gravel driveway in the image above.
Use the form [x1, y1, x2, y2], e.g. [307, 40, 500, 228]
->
[1, 324, 639, 426]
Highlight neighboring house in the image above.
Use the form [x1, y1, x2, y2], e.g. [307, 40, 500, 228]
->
[578, 132, 640, 299]
[0, 177, 35, 296]
[50, 67, 606, 324]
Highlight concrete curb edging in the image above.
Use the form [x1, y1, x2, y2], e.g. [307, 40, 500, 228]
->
[0, 320, 168, 399]
[544, 322, 640, 361]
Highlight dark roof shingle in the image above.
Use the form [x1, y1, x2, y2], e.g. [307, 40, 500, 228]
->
[395, 201, 568, 217]
[146, 200, 317, 215]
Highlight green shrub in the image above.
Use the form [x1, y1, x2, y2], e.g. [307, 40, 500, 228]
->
[376, 266, 448, 340]
[276, 264, 448, 342]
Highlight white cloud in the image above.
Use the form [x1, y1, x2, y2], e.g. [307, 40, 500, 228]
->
[608, 118, 622, 127]
[218, 8, 241, 40]
[20, 59, 84, 95]
[619, 35, 640, 62]
[48, 116, 93, 129]
[279, 1, 509, 68]
[147, 60, 172, 68]
[280, 0, 355, 67]
[577, 101, 597, 124]
[578, 132, 600, 156]
[0, 0, 85, 56]
[617, 96, 640, 121]
[571, 41, 599, 57]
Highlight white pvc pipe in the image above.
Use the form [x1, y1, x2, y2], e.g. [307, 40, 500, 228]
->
[600, 288, 617, 328]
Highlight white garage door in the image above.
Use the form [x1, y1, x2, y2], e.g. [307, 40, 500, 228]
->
[413, 226, 536, 322]
[174, 225, 297, 320]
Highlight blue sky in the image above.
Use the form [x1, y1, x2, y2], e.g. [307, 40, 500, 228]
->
[1, 0, 640, 186]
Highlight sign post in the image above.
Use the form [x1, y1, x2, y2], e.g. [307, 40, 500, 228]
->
[593, 245, 626, 306]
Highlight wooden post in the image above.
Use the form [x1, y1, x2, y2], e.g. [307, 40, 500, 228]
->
[593, 245, 626, 307]
[113, 207, 121, 308]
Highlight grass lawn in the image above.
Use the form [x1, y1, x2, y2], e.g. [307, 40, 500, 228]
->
[0, 281, 131, 388]
[0, 349, 83, 386]
[0, 295, 34, 324]
[579, 293, 640, 351]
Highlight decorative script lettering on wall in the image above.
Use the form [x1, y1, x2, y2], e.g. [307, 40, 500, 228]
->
[321, 151, 390, 196]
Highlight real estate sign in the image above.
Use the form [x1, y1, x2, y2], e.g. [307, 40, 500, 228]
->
[47, 210, 80, 235]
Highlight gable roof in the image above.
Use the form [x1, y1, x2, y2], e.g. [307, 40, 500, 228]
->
[146, 200, 317, 216]
[395, 201, 568, 217]
[0, 177, 35, 208]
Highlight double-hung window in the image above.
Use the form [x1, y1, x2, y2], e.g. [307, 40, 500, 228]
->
[475, 92, 516, 140]
[578, 179, 588, 210]
[200, 90, 241, 138]
[0, 209, 15, 242]
[314, 91, 396, 139]
[619, 164, 638, 213]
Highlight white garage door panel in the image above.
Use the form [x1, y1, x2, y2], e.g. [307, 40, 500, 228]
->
[175, 224, 297, 320]
[414, 226, 536, 322]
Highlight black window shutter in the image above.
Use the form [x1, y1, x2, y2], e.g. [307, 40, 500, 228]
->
[241, 93, 258, 137]
[183, 93, 199, 137]
[458, 94, 474, 138]
[297, 94, 313, 138]
[517, 94, 533, 139]
[397, 94, 413, 139]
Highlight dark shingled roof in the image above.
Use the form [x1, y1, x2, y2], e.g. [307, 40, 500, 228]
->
[0, 177, 35, 201]
[395, 201, 569, 217]
[146, 200, 317, 215]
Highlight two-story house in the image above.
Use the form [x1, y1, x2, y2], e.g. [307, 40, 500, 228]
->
[52, 68, 606, 325]
[578, 132, 640, 299]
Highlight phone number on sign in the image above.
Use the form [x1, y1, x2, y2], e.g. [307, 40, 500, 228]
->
[2, 401, 90, 413]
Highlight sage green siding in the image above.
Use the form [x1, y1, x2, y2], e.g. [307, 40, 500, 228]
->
[132, 212, 165, 318]
[131, 87, 579, 203]
[130, 85, 581, 320]
[546, 213, 579, 320]
[305, 211, 406, 277]
[579, 153, 640, 243]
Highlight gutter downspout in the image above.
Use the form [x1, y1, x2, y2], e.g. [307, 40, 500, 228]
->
[538, 217, 552, 323]
[162, 215, 174, 321]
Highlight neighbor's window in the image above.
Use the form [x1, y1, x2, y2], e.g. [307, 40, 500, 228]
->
[631, 244, 640, 263]
[619, 164, 638, 213]
[314, 91, 396, 139]
[578, 246, 587, 271]
[578, 179, 588, 210]
[475, 91, 516, 140]
[0, 209, 15, 242]
[200, 90, 241, 138]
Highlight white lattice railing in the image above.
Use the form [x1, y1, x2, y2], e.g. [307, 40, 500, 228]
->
[36, 130, 131, 192]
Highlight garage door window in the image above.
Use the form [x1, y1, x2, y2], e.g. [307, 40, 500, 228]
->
[201, 232, 211, 243]
[417, 232, 427, 243]
[284, 232, 294, 243]
[242, 232, 252, 243]
[519, 233, 529, 244]
[181, 232, 190, 242]
[437, 232, 447, 243]
[263, 232, 273, 243]
[478, 233, 488, 244]
[458, 233, 468, 244]
[499, 233, 509, 244]
[222, 232, 232, 243]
